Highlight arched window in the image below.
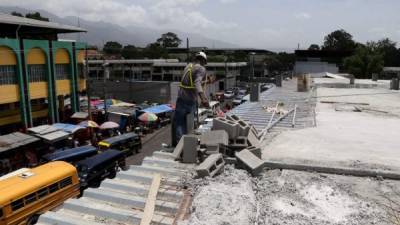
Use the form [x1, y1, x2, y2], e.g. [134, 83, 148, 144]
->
[27, 48, 46, 83]
[55, 48, 70, 80]
[0, 46, 17, 85]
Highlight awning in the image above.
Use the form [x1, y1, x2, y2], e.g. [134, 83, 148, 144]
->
[27, 125, 59, 135]
[142, 104, 173, 114]
[0, 132, 40, 153]
[52, 123, 86, 134]
[71, 112, 89, 119]
[37, 130, 70, 143]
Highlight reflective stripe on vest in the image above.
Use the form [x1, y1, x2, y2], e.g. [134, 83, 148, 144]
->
[179, 64, 195, 89]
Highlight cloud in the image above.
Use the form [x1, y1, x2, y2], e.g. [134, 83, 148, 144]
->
[2, 0, 147, 26]
[219, 0, 237, 3]
[294, 12, 311, 19]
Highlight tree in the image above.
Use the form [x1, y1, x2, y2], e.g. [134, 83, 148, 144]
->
[264, 55, 283, 72]
[308, 44, 320, 50]
[103, 41, 122, 55]
[121, 45, 139, 59]
[344, 45, 384, 79]
[322, 29, 356, 51]
[11, 11, 23, 17]
[156, 32, 182, 47]
[25, 12, 49, 22]
[143, 43, 167, 59]
[367, 38, 400, 67]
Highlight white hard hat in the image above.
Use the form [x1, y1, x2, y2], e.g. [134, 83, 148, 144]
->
[195, 51, 207, 61]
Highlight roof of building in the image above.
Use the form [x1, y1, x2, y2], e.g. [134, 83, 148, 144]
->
[0, 13, 87, 35]
[295, 49, 353, 58]
[167, 47, 273, 54]
[0, 132, 40, 153]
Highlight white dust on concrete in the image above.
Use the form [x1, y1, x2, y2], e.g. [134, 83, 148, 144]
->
[179, 165, 256, 225]
[255, 169, 391, 225]
[180, 166, 395, 225]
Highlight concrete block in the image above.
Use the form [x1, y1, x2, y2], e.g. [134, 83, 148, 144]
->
[230, 136, 248, 147]
[205, 144, 220, 154]
[237, 120, 250, 136]
[226, 114, 240, 121]
[182, 135, 199, 163]
[245, 146, 261, 159]
[196, 153, 225, 178]
[171, 137, 184, 159]
[200, 130, 229, 146]
[212, 118, 239, 139]
[235, 149, 264, 176]
[224, 157, 237, 165]
[247, 129, 261, 148]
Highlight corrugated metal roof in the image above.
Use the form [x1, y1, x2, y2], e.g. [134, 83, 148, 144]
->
[37, 151, 194, 225]
[0, 13, 87, 33]
[0, 132, 40, 153]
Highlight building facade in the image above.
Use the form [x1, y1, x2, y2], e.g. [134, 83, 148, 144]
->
[0, 13, 87, 132]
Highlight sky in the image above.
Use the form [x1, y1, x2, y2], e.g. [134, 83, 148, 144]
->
[3, 0, 400, 51]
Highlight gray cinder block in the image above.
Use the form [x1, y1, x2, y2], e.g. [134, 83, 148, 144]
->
[212, 118, 239, 139]
[247, 129, 261, 148]
[196, 153, 225, 178]
[237, 120, 250, 136]
[200, 130, 229, 146]
[235, 149, 264, 176]
[182, 135, 199, 163]
[246, 146, 261, 159]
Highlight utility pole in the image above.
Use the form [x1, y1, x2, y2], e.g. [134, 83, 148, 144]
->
[85, 45, 92, 120]
[102, 62, 110, 120]
[186, 38, 190, 64]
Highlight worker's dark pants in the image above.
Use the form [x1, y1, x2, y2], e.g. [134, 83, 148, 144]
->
[174, 98, 196, 144]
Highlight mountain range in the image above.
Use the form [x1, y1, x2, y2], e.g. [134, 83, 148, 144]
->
[0, 6, 239, 48]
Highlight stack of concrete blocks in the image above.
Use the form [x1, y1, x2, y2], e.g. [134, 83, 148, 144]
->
[195, 153, 225, 178]
[235, 149, 264, 176]
[199, 130, 229, 155]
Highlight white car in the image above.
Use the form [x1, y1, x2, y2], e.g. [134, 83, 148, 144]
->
[224, 90, 235, 99]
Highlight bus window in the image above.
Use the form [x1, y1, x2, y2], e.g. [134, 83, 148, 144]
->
[11, 199, 24, 211]
[59, 177, 72, 189]
[24, 193, 37, 205]
[37, 188, 48, 199]
[48, 183, 59, 193]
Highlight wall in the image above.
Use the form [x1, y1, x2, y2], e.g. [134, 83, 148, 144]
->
[89, 80, 171, 104]
[294, 61, 339, 75]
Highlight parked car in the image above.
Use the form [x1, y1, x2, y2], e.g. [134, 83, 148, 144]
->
[98, 132, 141, 156]
[224, 90, 235, 99]
[233, 96, 244, 105]
[76, 149, 126, 189]
[41, 145, 98, 164]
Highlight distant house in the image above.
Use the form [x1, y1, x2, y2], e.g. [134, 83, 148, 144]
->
[294, 50, 353, 75]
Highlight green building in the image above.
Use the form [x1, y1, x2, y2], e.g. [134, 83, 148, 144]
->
[0, 13, 87, 133]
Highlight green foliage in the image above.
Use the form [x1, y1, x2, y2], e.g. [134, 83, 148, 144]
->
[207, 55, 226, 62]
[143, 43, 167, 59]
[367, 38, 400, 67]
[308, 44, 320, 50]
[25, 12, 49, 22]
[121, 45, 139, 59]
[344, 45, 384, 79]
[11, 11, 23, 17]
[264, 52, 295, 72]
[323, 29, 356, 51]
[103, 41, 122, 55]
[156, 32, 182, 47]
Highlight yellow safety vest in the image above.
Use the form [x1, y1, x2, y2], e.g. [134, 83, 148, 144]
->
[179, 64, 196, 89]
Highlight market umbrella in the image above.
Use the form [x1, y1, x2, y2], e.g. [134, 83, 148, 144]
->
[100, 121, 120, 130]
[138, 112, 158, 122]
[79, 120, 99, 128]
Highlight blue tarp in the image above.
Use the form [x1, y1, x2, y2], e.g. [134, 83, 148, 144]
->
[142, 104, 173, 114]
[52, 123, 86, 134]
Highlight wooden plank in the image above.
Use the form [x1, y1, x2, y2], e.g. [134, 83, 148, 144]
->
[140, 173, 162, 225]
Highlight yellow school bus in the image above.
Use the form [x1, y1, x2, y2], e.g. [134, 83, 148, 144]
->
[0, 161, 80, 225]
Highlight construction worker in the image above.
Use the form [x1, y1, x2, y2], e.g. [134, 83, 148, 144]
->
[174, 52, 209, 144]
